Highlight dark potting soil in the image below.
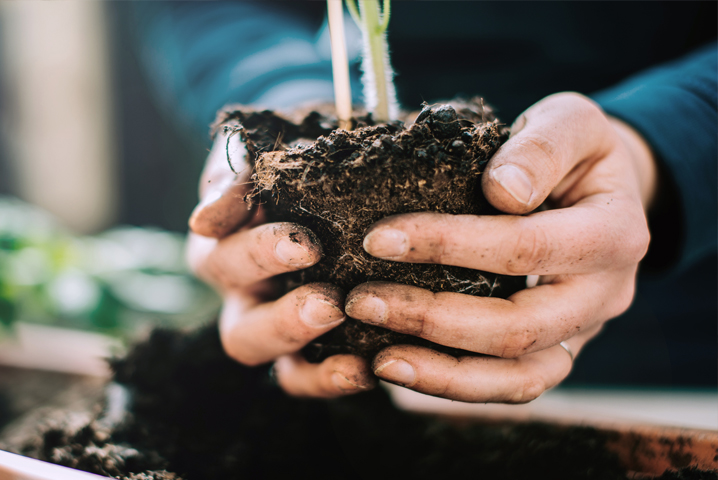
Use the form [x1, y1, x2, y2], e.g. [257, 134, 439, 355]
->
[216, 100, 525, 361]
[8, 325, 715, 480]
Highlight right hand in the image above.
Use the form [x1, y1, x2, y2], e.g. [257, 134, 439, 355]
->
[187, 129, 376, 398]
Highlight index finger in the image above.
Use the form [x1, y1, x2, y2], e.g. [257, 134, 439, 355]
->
[362, 199, 649, 276]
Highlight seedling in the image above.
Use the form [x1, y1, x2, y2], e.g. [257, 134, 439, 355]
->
[327, 0, 398, 125]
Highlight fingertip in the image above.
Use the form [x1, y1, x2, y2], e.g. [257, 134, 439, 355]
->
[271, 223, 324, 266]
[189, 188, 254, 238]
[373, 358, 416, 387]
[345, 293, 387, 326]
[372, 345, 461, 392]
[275, 353, 376, 398]
[330, 357, 378, 395]
[482, 161, 538, 215]
[363, 227, 408, 259]
[298, 283, 346, 328]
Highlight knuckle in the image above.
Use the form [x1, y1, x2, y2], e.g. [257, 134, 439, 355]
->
[517, 131, 562, 172]
[404, 305, 431, 338]
[413, 291, 444, 339]
[569, 94, 613, 134]
[555, 92, 599, 114]
[505, 224, 549, 275]
[548, 92, 612, 135]
[424, 227, 453, 265]
[498, 323, 538, 359]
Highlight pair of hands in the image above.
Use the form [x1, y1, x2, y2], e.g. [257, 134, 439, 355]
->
[187, 93, 656, 403]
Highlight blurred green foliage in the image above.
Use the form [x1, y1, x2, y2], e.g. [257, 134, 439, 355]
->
[0, 197, 220, 340]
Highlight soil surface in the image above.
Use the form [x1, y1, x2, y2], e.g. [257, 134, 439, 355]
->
[217, 100, 525, 361]
[3, 325, 715, 480]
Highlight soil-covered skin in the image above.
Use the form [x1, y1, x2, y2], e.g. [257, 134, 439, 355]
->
[6, 325, 714, 480]
[217, 99, 525, 361]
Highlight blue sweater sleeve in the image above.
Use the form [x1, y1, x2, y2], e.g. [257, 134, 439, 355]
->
[131, 3, 360, 137]
[592, 44, 718, 274]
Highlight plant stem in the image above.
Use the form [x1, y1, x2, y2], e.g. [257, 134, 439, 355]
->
[327, 0, 352, 130]
[348, 0, 397, 122]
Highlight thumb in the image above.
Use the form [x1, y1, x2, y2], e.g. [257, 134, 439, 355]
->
[482, 92, 613, 214]
[189, 130, 255, 238]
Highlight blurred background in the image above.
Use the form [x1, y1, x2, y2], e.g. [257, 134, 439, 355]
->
[0, 1, 206, 232]
[0, 2, 218, 352]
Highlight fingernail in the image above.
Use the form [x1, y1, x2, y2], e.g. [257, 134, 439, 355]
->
[300, 295, 345, 328]
[346, 294, 387, 325]
[331, 372, 369, 391]
[491, 164, 533, 205]
[363, 229, 408, 258]
[275, 238, 313, 266]
[374, 359, 416, 387]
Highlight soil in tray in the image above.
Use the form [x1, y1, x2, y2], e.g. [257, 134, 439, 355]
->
[217, 99, 525, 362]
[5, 324, 716, 480]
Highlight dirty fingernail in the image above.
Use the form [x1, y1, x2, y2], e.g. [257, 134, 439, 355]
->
[331, 372, 369, 391]
[346, 295, 387, 325]
[300, 295, 345, 328]
[374, 359, 416, 386]
[363, 229, 408, 258]
[491, 164, 533, 205]
[275, 238, 313, 266]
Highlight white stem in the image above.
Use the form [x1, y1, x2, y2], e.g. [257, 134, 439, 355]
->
[327, 0, 353, 130]
[356, 0, 398, 122]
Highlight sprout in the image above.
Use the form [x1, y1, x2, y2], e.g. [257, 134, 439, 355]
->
[328, 0, 398, 125]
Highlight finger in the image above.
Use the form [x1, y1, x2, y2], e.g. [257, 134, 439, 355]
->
[274, 353, 376, 398]
[195, 222, 322, 289]
[346, 271, 634, 358]
[220, 283, 346, 366]
[362, 203, 649, 275]
[483, 92, 615, 214]
[371, 325, 598, 403]
[189, 130, 255, 238]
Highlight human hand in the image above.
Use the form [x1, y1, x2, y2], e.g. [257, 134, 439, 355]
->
[187, 129, 375, 398]
[345, 92, 656, 403]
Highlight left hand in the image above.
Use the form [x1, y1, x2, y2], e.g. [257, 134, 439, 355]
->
[345, 92, 656, 403]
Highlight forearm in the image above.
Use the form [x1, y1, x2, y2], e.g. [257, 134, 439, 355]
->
[593, 44, 718, 272]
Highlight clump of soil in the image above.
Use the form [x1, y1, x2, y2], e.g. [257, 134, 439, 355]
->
[217, 99, 525, 361]
[5, 325, 714, 480]
[0, 325, 632, 479]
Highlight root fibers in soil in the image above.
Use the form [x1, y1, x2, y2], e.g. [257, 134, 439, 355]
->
[219, 100, 525, 361]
